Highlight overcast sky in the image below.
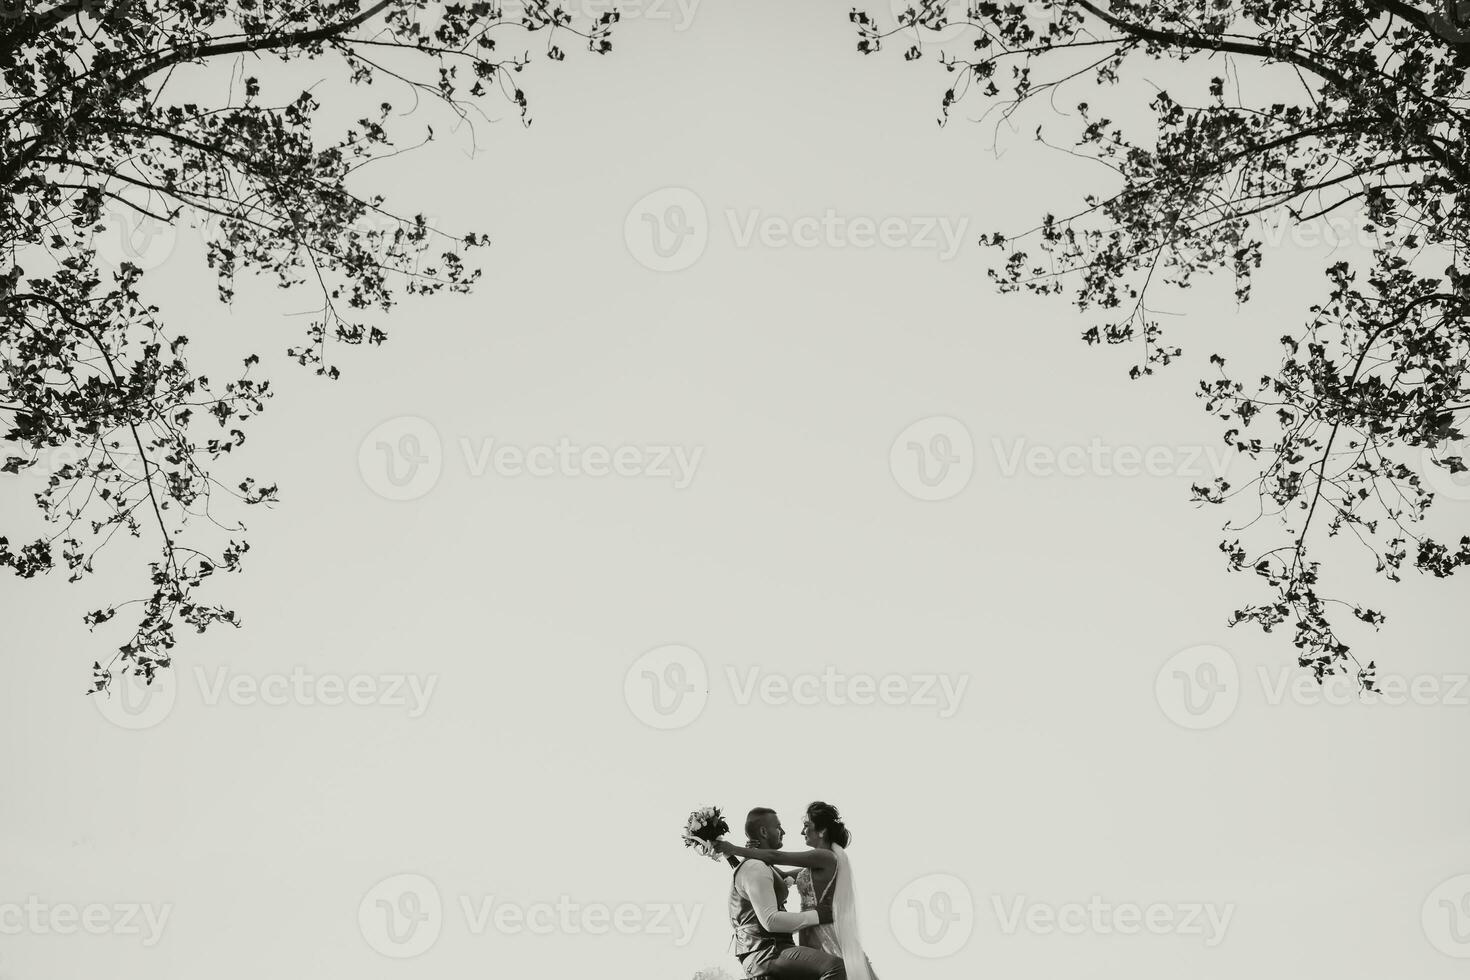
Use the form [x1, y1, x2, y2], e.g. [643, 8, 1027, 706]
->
[3, 2, 1469, 978]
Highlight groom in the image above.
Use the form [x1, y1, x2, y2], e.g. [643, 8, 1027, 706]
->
[727, 807, 845, 979]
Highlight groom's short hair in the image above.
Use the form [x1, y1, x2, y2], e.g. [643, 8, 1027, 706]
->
[744, 807, 777, 841]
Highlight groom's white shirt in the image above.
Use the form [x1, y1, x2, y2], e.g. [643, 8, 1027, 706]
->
[734, 861, 820, 934]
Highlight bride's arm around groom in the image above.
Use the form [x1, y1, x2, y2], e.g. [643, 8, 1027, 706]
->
[717, 823, 877, 980]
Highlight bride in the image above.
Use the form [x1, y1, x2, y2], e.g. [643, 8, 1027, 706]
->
[715, 801, 879, 980]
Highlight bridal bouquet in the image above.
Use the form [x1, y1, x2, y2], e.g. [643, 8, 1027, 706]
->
[682, 805, 730, 862]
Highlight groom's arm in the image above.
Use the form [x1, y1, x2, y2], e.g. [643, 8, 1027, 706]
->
[736, 863, 825, 933]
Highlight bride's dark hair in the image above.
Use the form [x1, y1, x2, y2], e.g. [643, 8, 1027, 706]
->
[806, 801, 851, 848]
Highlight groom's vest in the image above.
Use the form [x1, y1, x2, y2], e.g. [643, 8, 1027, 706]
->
[728, 858, 791, 957]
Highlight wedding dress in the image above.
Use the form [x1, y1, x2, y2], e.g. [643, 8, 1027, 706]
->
[795, 844, 878, 980]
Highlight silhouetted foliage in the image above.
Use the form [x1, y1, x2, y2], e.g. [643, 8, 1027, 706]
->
[857, 0, 1470, 683]
[0, 0, 616, 690]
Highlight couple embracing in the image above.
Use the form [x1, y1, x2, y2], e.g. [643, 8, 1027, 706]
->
[718, 802, 879, 980]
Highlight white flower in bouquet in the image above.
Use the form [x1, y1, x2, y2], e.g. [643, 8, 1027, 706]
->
[682, 804, 730, 863]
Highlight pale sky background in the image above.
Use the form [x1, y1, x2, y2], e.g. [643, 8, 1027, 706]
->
[3, 1, 1469, 978]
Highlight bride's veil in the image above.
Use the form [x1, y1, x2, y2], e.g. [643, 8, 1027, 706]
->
[830, 843, 874, 980]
